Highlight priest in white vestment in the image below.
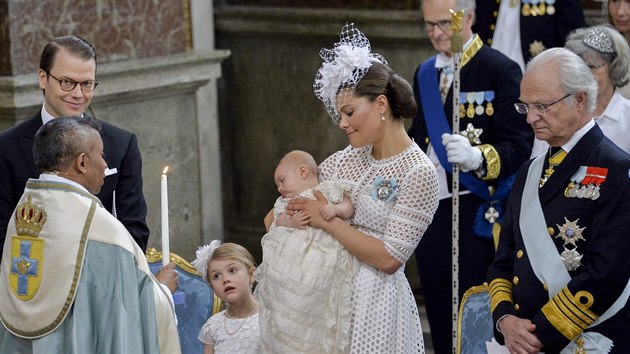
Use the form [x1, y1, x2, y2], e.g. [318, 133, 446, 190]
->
[0, 116, 181, 353]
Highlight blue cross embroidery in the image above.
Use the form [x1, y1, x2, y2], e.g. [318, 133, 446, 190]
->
[11, 240, 39, 295]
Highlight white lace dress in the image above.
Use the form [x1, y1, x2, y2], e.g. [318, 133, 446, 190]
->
[198, 309, 261, 354]
[255, 181, 358, 353]
[319, 144, 439, 354]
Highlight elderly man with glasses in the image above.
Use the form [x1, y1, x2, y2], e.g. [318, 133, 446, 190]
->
[487, 47, 630, 353]
[0, 35, 150, 257]
[408, 0, 533, 352]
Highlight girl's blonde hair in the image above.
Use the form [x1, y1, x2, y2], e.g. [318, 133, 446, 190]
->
[205, 242, 256, 284]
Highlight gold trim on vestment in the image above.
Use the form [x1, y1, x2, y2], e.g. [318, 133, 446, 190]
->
[478, 144, 501, 180]
[541, 287, 598, 340]
[489, 278, 513, 312]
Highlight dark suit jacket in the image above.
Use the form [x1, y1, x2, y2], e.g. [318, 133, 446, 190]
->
[0, 112, 149, 254]
[474, 0, 585, 64]
[409, 43, 533, 188]
[487, 125, 630, 353]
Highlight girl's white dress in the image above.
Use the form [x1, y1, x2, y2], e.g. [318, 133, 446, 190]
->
[255, 180, 358, 353]
[319, 144, 439, 354]
[198, 309, 261, 354]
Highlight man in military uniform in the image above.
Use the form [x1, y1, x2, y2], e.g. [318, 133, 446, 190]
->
[409, 0, 533, 353]
[474, 0, 585, 72]
[488, 48, 630, 353]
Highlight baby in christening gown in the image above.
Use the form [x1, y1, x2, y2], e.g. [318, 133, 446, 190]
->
[254, 150, 357, 354]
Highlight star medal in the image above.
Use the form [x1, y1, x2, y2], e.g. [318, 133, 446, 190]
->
[556, 218, 586, 271]
[560, 248, 583, 272]
[529, 40, 546, 58]
[556, 218, 585, 247]
[460, 123, 483, 145]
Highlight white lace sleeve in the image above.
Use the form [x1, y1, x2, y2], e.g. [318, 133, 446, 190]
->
[318, 149, 343, 182]
[382, 161, 439, 263]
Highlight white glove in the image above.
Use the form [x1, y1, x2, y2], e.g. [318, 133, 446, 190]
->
[441, 133, 483, 172]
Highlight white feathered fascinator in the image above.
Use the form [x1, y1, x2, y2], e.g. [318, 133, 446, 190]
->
[313, 22, 387, 124]
[191, 239, 221, 278]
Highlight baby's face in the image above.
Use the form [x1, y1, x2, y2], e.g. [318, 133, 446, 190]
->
[274, 161, 308, 198]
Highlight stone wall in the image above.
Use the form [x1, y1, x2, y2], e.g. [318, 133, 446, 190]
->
[0, 0, 227, 260]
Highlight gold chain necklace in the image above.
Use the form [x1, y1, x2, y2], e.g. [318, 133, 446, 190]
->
[223, 302, 258, 336]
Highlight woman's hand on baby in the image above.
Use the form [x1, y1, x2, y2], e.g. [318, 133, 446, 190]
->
[287, 191, 328, 229]
[277, 211, 310, 228]
[320, 204, 336, 221]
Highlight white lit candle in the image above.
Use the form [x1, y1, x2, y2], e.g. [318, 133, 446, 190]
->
[161, 166, 170, 267]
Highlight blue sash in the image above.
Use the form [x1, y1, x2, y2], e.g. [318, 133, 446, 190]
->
[417, 57, 515, 238]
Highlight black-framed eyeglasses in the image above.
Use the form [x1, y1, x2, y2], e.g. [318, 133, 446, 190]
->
[514, 93, 573, 115]
[45, 71, 99, 93]
[423, 19, 451, 32]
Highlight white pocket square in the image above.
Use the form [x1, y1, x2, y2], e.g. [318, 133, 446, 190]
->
[105, 167, 118, 176]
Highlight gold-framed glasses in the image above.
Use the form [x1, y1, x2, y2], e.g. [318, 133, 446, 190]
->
[514, 93, 573, 115]
[46, 71, 98, 93]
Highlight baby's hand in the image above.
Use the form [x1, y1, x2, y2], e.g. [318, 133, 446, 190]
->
[320, 204, 336, 221]
[292, 210, 310, 228]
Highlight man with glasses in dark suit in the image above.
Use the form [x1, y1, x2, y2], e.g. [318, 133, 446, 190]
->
[488, 47, 630, 354]
[0, 35, 150, 258]
[409, 1, 533, 352]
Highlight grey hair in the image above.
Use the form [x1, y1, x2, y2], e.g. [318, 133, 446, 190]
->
[33, 116, 102, 172]
[565, 24, 630, 88]
[420, 0, 476, 13]
[454, 0, 476, 12]
[526, 48, 598, 114]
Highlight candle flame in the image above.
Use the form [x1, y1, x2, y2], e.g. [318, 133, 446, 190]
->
[162, 166, 169, 174]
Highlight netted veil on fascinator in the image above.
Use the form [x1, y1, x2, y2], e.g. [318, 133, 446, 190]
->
[191, 239, 221, 277]
[313, 23, 387, 124]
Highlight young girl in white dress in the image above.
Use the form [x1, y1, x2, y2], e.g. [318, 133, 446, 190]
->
[255, 150, 357, 353]
[192, 241, 261, 354]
